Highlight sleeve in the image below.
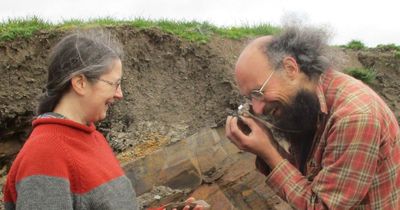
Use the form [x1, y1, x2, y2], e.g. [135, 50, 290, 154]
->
[255, 134, 294, 176]
[265, 113, 381, 209]
[16, 176, 74, 210]
[13, 136, 74, 210]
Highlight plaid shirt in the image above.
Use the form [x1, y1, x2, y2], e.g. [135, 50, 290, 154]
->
[265, 69, 400, 209]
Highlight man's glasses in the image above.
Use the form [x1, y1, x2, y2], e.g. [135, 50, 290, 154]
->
[95, 78, 121, 91]
[247, 71, 274, 101]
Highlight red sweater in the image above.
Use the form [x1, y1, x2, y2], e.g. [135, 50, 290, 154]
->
[3, 117, 137, 209]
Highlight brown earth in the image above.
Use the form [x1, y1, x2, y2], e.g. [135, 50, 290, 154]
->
[0, 26, 246, 169]
[0, 26, 399, 209]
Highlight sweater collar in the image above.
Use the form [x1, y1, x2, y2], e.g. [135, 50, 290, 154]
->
[32, 117, 96, 134]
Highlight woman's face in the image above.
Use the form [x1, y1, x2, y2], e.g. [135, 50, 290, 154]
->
[83, 59, 123, 123]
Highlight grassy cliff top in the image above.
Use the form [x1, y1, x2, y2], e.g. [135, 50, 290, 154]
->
[0, 17, 280, 42]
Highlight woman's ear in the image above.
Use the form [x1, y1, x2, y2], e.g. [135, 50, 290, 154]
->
[282, 56, 300, 80]
[70, 74, 87, 96]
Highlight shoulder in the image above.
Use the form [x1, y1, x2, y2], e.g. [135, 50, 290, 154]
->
[9, 131, 74, 183]
[323, 71, 392, 120]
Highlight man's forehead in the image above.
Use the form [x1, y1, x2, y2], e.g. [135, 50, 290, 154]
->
[235, 59, 271, 96]
[237, 36, 273, 65]
[234, 36, 274, 92]
[248, 35, 273, 47]
[236, 47, 271, 76]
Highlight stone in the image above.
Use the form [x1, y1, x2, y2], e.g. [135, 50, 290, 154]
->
[190, 184, 234, 210]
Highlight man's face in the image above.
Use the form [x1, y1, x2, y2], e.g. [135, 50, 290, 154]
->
[235, 38, 320, 140]
[256, 88, 320, 173]
[260, 88, 320, 138]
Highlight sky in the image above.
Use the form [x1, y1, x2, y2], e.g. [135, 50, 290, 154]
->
[2, 0, 400, 47]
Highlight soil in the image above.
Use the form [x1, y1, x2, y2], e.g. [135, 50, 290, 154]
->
[0, 26, 246, 168]
[0, 26, 399, 209]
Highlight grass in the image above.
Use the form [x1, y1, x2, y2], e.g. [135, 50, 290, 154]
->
[0, 16, 52, 41]
[343, 67, 376, 84]
[0, 17, 280, 42]
[395, 51, 400, 59]
[342, 40, 366, 50]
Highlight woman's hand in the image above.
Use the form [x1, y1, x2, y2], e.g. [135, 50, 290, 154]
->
[171, 197, 203, 210]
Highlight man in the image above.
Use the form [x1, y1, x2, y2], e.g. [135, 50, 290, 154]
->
[225, 26, 400, 209]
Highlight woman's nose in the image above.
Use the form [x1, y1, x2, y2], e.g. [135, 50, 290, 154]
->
[114, 85, 123, 99]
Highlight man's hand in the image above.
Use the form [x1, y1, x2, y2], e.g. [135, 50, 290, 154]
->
[225, 116, 284, 168]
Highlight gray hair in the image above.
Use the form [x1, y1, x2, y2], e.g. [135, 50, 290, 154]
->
[37, 29, 123, 115]
[264, 26, 331, 79]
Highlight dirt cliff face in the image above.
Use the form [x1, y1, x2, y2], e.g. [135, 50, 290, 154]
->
[0, 27, 246, 171]
[357, 49, 400, 117]
[0, 27, 399, 174]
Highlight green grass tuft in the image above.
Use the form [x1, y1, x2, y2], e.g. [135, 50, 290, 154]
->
[394, 51, 400, 59]
[216, 24, 280, 40]
[0, 16, 51, 41]
[343, 40, 366, 50]
[343, 67, 376, 84]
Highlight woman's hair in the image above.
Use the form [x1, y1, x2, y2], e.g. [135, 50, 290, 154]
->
[37, 29, 123, 115]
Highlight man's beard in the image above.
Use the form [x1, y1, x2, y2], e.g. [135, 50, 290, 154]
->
[261, 89, 321, 173]
[265, 89, 320, 134]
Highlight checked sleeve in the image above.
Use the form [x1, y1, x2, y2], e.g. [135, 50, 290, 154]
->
[266, 113, 382, 209]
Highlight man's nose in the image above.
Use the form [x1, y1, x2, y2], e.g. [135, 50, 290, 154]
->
[251, 100, 265, 115]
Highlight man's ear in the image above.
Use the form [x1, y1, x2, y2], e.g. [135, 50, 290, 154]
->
[282, 56, 300, 80]
[70, 74, 87, 96]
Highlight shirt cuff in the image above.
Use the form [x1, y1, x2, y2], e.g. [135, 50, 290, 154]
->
[265, 159, 300, 194]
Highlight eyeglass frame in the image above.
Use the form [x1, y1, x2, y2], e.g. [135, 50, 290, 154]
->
[247, 71, 274, 101]
[94, 78, 122, 91]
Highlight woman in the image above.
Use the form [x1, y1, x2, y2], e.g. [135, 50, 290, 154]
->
[3, 30, 201, 210]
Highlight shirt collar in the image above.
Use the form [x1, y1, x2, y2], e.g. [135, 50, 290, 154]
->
[316, 70, 331, 115]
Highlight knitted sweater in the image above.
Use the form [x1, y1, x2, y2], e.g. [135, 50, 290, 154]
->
[3, 117, 137, 210]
